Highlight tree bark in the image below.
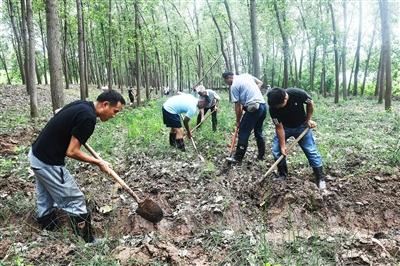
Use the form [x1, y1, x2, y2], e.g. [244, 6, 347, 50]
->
[7, 0, 25, 84]
[62, 0, 69, 89]
[45, 0, 65, 112]
[0, 51, 11, 84]
[249, 0, 260, 78]
[361, 17, 377, 96]
[353, 1, 362, 96]
[379, 0, 392, 110]
[20, 0, 29, 89]
[329, 3, 340, 104]
[76, 0, 87, 99]
[341, 1, 347, 100]
[224, 0, 238, 74]
[273, 0, 289, 89]
[134, 0, 141, 106]
[38, 10, 48, 85]
[108, 0, 112, 90]
[26, 0, 38, 117]
[206, 0, 230, 70]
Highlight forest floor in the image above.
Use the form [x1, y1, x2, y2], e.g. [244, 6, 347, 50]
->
[0, 84, 400, 265]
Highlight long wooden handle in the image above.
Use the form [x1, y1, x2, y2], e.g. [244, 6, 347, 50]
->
[191, 109, 217, 134]
[229, 127, 239, 156]
[84, 143, 141, 203]
[259, 127, 310, 183]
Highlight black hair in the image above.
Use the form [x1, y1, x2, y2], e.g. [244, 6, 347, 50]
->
[267, 87, 286, 107]
[97, 90, 126, 106]
[222, 71, 234, 79]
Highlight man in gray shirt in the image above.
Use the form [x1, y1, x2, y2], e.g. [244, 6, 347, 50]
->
[195, 85, 221, 131]
[223, 71, 267, 162]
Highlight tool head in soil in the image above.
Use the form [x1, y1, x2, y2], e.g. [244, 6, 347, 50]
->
[136, 198, 164, 223]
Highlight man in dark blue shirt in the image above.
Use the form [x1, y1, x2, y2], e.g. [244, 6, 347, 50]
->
[267, 87, 326, 190]
[29, 90, 125, 243]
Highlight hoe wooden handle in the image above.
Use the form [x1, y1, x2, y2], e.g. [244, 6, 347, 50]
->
[84, 143, 141, 203]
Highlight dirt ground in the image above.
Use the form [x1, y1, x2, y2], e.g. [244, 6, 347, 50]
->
[0, 85, 399, 265]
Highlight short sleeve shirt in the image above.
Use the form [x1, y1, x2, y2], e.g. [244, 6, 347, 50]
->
[269, 88, 312, 128]
[163, 94, 198, 118]
[204, 89, 220, 108]
[230, 74, 265, 106]
[32, 100, 97, 165]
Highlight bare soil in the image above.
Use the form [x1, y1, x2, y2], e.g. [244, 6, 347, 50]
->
[0, 85, 399, 265]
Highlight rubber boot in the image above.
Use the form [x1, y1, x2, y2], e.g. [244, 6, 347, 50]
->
[37, 211, 58, 231]
[212, 113, 217, 132]
[229, 142, 247, 163]
[274, 159, 288, 181]
[313, 166, 327, 190]
[169, 133, 177, 147]
[176, 139, 186, 151]
[256, 138, 266, 160]
[69, 213, 95, 243]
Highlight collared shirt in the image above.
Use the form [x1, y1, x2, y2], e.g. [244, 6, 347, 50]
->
[204, 89, 220, 108]
[230, 74, 265, 106]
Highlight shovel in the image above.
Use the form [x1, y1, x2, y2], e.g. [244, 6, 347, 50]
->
[84, 143, 164, 223]
[256, 127, 309, 186]
[180, 114, 205, 162]
[226, 126, 239, 162]
[190, 108, 217, 134]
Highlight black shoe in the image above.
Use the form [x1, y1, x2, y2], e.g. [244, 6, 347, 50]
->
[176, 139, 186, 151]
[313, 166, 327, 190]
[273, 159, 288, 181]
[69, 213, 95, 243]
[233, 142, 247, 163]
[256, 138, 265, 160]
[169, 133, 177, 147]
[37, 211, 58, 231]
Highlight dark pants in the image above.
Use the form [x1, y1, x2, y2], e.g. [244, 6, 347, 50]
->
[196, 106, 217, 131]
[238, 103, 267, 145]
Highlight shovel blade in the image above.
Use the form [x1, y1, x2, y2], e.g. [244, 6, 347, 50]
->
[136, 198, 164, 223]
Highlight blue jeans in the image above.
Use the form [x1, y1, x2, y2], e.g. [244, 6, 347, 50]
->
[272, 124, 323, 168]
[238, 103, 267, 144]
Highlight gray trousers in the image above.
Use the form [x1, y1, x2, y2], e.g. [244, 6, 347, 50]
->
[28, 150, 87, 218]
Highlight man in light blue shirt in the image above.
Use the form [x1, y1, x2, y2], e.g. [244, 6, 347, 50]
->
[162, 93, 208, 151]
[223, 71, 267, 162]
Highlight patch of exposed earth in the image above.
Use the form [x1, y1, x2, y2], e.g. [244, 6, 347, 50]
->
[0, 85, 399, 265]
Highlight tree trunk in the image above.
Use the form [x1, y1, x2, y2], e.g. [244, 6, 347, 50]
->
[361, 17, 377, 96]
[378, 49, 385, 104]
[20, 0, 29, 90]
[26, 0, 38, 117]
[273, 0, 289, 89]
[45, 0, 65, 112]
[0, 51, 12, 84]
[108, 0, 112, 90]
[329, 3, 340, 104]
[206, 0, 230, 70]
[379, 0, 392, 110]
[38, 10, 48, 85]
[320, 43, 327, 97]
[76, 0, 87, 99]
[341, 1, 347, 100]
[62, 0, 69, 89]
[7, 0, 25, 84]
[224, 0, 238, 74]
[353, 1, 362, 96]
[249, 0, 260, 78]
[134, 0, 141, 106]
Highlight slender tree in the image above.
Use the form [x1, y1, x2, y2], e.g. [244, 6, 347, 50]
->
[353, 1, 362, 96]
[329, 3, 340, 103]
[76, 0, 87, 99]
[45, 0, 64, 111]
[26, 0, 38, 117]
[379, 0, 392, 110]
[250, 0, 260, 78]
[273, 0, 289, 88]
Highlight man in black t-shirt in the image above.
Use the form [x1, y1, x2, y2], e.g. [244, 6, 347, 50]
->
[28, 90, 125, 243]
[267, 87, 326, 190]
